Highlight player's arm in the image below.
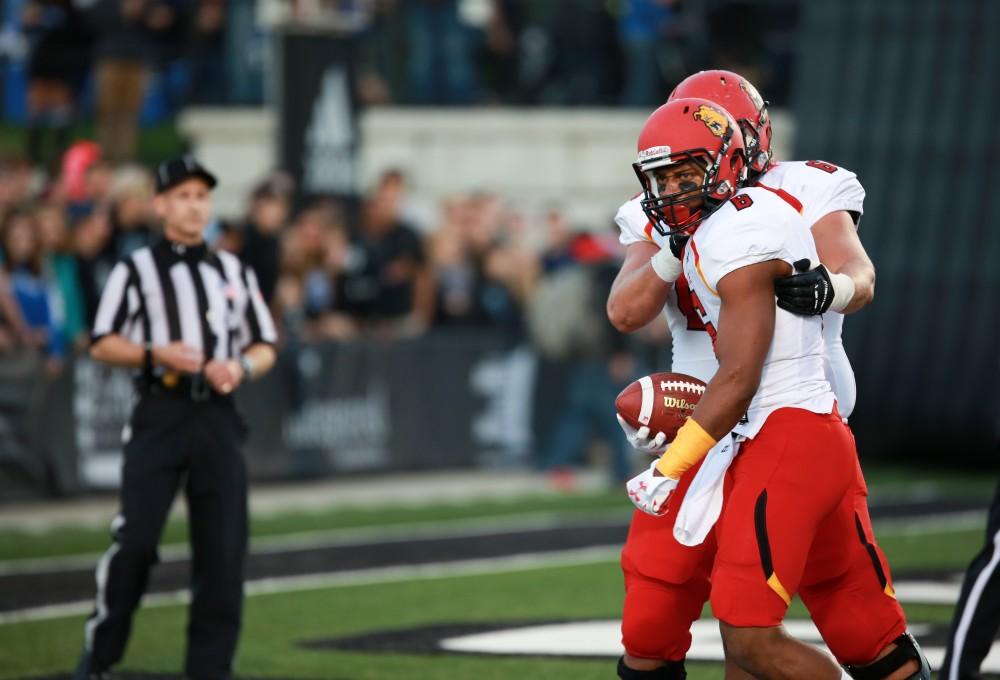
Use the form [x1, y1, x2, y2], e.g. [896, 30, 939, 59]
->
[810, 210, 875, 313]
[241, 342, 276, 378]
[91, 335, 204, 373]
[774, 210, 875, 316]
[607, 241, 675, 332]
[654, 260, 789, 479]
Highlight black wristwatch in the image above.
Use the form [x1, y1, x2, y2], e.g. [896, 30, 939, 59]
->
[143, 342, 154, 371]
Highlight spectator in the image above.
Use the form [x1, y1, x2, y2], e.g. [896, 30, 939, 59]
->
[475, 0, 521, 104]
[531, 230, 636, 486]
[1, 209, 64, 369]
[544, 0, 622, 105]
[277, 201, 356, 339]
[0, 269, 32, 351]
[429, 192, 537, 343]
[617, 0, 678, 107]
[105, 163, 156, 259]
[55, 141, 102, 214]
[428, 196, 478, 325]
[58, 147, 115, 222]
[186, 0, 228, 105]
[87, 0, 172, 162]
[335, 171, 433, 336]
[0, 157, 40, 212]
[21, 0, 94, 172]
[36, 202, 86, 347]
[233, 172, 294, 304]
[72, 208, 113, 329]
[405, 0, 479, 104]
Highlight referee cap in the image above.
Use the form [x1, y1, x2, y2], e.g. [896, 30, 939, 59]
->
[155, 155, 218, 193]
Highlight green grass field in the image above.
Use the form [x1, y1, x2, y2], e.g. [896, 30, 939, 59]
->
[0, 464, 989, 680]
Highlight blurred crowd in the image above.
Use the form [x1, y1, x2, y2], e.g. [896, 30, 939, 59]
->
[1, 0, 798, 170]
[0, 143, 667, 383]
[357, 0, 797, 109]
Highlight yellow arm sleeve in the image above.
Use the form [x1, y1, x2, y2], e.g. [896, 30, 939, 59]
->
[655, 418, 718, 480]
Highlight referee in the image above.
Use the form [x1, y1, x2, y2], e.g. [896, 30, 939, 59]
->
[74, 156, 277, 680]
[942, 478, 1000, 680]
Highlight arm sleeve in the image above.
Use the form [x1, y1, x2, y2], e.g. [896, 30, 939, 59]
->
[804, 169, 866, 229]
[238, 265, 278, 348]
[90, 261, 134, 343]
[823, 171, 865, 227]
[615, 198, 653, 247]
[709, 221, 798, 285]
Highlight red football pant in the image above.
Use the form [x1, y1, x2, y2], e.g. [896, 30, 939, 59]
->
[709, 408, 907, 664]
[620, 457, 716, 661]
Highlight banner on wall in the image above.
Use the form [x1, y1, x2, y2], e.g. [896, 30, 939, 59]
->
[65, 334, 539, 491]
[276, 27, 360, 203]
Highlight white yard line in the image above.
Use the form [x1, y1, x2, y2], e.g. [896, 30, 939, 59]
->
[0, 505, 980, 576]
[0, 545, 624, 625]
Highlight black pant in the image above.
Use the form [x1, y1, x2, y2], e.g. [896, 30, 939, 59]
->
[942, 478, 1000, 680]
[83, 391, 249, 680]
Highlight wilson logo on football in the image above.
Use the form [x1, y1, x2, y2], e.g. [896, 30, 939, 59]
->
[663, 397, 696, 411]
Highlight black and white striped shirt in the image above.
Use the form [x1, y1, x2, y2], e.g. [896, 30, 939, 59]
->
[92, 240, 277, 359]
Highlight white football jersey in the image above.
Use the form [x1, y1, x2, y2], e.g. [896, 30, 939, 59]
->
[758, 161, 865, 417]
[681, 186, 835, 439]
[614, 159, 865, 416]
[615, 197, 719, 384]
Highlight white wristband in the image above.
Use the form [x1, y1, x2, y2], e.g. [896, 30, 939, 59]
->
[650, 248, 683, 283]
[828, 271, 856, 313]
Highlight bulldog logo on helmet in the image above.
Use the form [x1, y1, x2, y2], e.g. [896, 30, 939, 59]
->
[693, 105, 729, 137]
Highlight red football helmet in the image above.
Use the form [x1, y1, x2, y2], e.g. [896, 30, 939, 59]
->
[633, 97, 748, 235]
[669, 70, 772, 179]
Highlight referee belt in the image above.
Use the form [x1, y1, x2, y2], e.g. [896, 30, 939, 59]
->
[138, 371, 216, 402]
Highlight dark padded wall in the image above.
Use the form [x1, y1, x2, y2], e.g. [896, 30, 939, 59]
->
[793, 0, 1000, 463]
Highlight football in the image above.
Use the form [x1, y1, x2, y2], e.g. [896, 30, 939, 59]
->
[615, 372, 707, 440]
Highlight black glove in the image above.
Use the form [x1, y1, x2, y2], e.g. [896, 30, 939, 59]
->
[668, 233, 689, 260]
[774, 259, 834, 316]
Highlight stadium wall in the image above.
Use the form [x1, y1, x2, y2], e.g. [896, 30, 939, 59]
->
[179, 106, 795, 227]
[793, 0, 1000, 463]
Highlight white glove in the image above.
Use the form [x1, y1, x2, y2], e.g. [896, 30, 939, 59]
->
[625, 459, 680, 516]
[617, 414, 669, 455]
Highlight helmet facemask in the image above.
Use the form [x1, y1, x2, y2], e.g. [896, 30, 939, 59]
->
[634, 130, 743, 237]
[740, 107, 772, 182]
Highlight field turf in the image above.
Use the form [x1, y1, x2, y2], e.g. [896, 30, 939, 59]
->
[0, 464, 990, 679]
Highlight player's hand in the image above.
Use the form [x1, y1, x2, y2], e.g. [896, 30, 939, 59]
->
[153, 342, 204, 374]
[668, 232, 689, 260]
[774, 259, 835, 316]
[204, 359, 244, 395]
[626, 459, 680, 516]
[617, 414, 669, 455]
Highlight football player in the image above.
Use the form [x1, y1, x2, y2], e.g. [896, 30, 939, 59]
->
[609, 73, 929, 680]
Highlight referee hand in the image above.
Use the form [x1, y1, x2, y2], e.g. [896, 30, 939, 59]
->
[153, 342, 204, 374]
[204, 359, 244, 395]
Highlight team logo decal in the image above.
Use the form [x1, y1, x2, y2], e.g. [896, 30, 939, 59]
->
[693, 105, 729, 137]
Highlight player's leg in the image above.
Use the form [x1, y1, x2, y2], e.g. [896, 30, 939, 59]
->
[76, 396, 186, 677]
[619, 460, 715, 678]
[183, 401, 249, 679]
[941, 478, 1000, 680]
[799, 450, 922, 679]
[710, 409, 855, 679]
[620, 559, 708, 676]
